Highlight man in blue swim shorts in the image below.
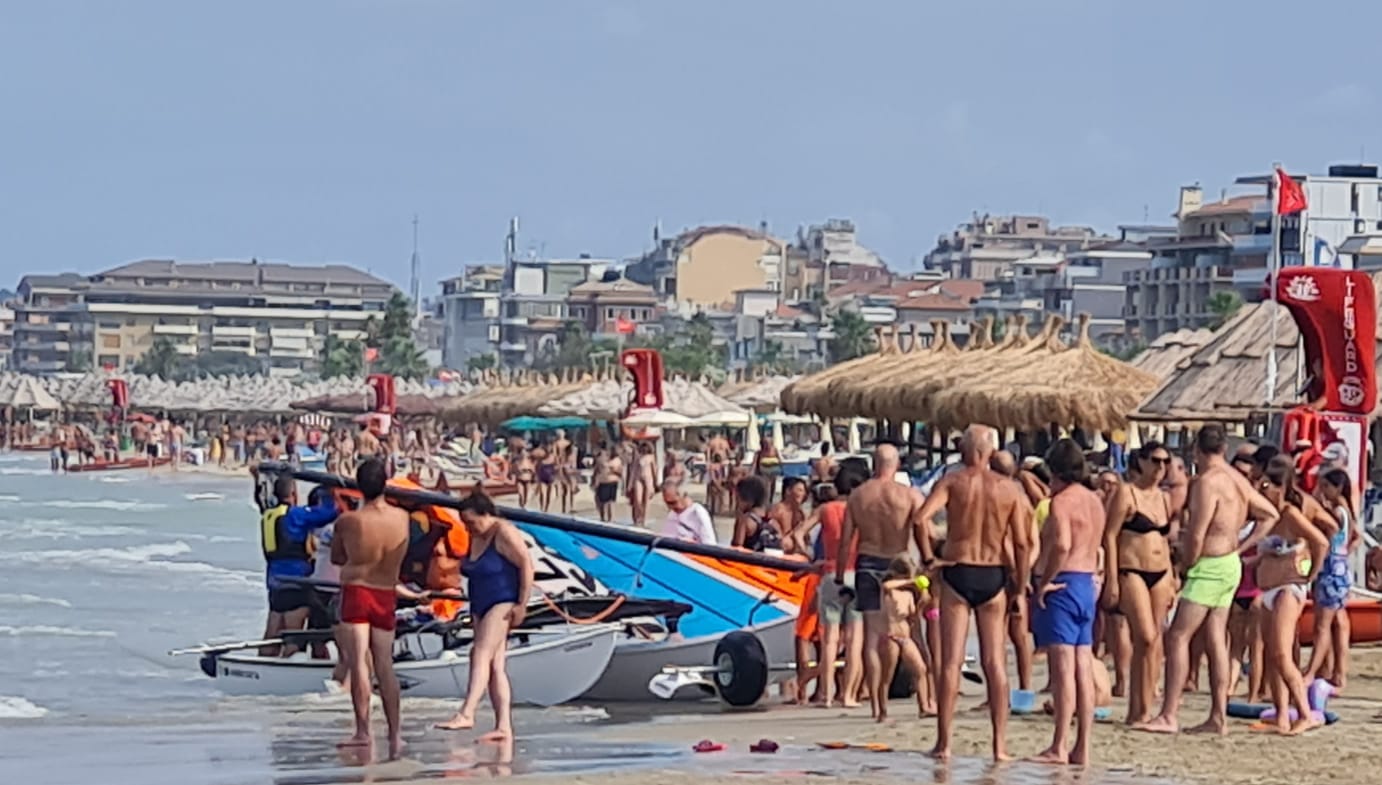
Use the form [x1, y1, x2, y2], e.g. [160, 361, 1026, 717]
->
[1029, 439, 1105, 766]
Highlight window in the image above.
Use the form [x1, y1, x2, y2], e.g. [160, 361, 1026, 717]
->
[606, 308, 616, 319]
[101, 334, 120, 349]
[97, 354, 119, 369]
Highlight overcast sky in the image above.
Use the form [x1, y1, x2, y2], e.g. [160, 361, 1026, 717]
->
[3, 0, 1378, 290]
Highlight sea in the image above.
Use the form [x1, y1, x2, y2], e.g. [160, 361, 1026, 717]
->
[0, 454, 679, 785]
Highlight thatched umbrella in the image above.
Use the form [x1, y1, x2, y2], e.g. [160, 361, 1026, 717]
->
[924, 315, 1072, 429]
[850, 320, 973, 421]
[813, 323, 927, 419]
[779, 326, 894, 415]
[934, 314, 1159, 432]
[726, 374, 800, 412]
[870, 315, 1032, 423]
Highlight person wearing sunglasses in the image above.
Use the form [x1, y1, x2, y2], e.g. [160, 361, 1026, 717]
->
[1101, 441, 1175, 725]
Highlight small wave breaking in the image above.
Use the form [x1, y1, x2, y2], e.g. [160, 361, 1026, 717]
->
[0, 593, 71, 608]
[0, 625, 115, 638]
[0, 695, 49, 719]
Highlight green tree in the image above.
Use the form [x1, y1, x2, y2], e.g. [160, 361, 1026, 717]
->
[1207, 290, 1243, 329]
[65, 348, 92, 373]
[827, 309, 874, 363]
[133, 336, 182, 379]
[362, 291, 431, 379]
[466, 353, 498, 372]
[320, 334, 365, 378]
[536, 320, 597, 372]
[178, 350, 265, 379]
[652, 312, 723, 376]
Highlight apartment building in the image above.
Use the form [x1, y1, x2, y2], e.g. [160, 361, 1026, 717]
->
[625, 224, 787, 312]
[780, 219, 889, 303]
[922, 214, 1112, 280]
[12, 260, 394, 375]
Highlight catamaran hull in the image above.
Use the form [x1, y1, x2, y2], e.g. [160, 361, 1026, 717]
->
[581, 616, 796, 702]
[206, 626, 618, 706]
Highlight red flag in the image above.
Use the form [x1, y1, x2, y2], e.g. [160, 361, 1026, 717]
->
[1276, 166, 1307, 215]
[364, 347, 379, 362]
[614, 316, 635, 335]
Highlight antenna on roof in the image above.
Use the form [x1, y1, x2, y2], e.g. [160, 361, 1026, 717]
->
[409, 214, 422, 326]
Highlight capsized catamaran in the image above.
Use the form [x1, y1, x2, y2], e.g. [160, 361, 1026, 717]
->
[247, 461, 810, 704]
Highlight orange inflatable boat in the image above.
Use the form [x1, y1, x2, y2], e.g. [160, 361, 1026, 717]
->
[1297, 597, 1382, 646]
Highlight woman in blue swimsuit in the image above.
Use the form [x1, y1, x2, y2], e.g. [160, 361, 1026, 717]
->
[436, 492, 534, 742]
[1304, 468, 1356, 690]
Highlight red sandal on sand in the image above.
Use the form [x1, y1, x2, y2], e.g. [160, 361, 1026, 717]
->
[693, 740, 726, 753]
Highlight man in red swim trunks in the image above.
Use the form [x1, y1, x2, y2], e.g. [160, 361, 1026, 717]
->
[331, 458, 410, 758]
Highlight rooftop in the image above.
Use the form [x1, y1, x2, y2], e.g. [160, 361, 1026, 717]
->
[99, 259, 392, 287]
[1185, 195, 1266, 218]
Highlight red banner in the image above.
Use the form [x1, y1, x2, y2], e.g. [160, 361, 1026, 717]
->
[1276, 268, 1377, 415]
[620, 348, 665, 411]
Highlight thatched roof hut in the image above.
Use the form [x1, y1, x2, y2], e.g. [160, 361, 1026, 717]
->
[837, 321, 960, 420]
[1131, 328, 1214, 380]
[812, 323, 931, 419]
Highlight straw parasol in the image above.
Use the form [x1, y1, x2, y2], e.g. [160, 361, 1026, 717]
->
[725, 374, 800, 412]
[779, 326, 894, 415]
[814, 323, 927, 419]
[867, 315, 1031, 424]
[932, 314, 1159, 432]
[851, 320, 974, 421]
[2, 376, 62, 412]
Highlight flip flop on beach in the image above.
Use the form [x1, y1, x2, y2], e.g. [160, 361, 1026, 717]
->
[693, 740, 725, 753]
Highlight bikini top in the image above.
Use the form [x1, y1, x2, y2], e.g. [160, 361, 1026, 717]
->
[1122, 489, 1171, 537]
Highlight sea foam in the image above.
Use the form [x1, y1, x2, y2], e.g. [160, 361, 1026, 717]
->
[0, 593, 72, 608]
[0, 695, 49, 719]
[0, 624, 115, 638]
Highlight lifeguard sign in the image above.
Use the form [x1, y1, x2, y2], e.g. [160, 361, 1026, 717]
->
[1276, 268, 1377, 498]
[364, 373, 396, 436]
[621, 348, 665, 411]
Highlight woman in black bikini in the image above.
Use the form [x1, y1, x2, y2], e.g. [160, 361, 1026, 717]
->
[1101, 441, 1176, 725]
[732, 475, 783, 553]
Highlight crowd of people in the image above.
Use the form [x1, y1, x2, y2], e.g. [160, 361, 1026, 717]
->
[743, 423, 1362, 766]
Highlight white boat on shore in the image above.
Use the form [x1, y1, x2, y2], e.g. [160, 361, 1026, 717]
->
[582, 615, 796, 702]
[192, 624, 619, 706]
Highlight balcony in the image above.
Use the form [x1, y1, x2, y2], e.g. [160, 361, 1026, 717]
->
[18, 359, 66, 373]
[269, 327, 314, 340]
[269, 345, 314, 359]
[1232, 233, 1273, 255]
[211, 325, 256, 338]
[500, 316, 529, 327]
[21, 339, 69, 352]
[153, 323, 199, 336]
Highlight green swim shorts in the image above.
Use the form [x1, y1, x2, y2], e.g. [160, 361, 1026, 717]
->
[1180, 551, 1242, 610]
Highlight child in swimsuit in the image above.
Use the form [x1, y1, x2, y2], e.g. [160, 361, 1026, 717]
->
[877, 557, 935, 721]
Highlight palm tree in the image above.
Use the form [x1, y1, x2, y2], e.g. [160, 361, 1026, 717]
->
[827, 309, 874, 363]
[376, 336, 429, 380]
[320, 334, 364, 378]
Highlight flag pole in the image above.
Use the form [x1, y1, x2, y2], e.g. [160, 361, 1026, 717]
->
[1266, 163, 1281, 405]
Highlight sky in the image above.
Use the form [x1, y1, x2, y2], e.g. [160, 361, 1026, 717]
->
[3, 0, 1380, 292]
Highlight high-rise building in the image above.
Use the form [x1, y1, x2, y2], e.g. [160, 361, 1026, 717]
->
[12, 260, 396, 375]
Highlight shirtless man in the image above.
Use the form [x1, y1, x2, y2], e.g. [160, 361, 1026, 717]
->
[706, 432, 733, 516]
[834, 444, 926, 722]
[596, 449, 622, 522]
[356, 424, 380, 464]
[331, 458, 411, 758]
[917, 425, 1033, 762]
[811, 443, 837, 486]
[1028, 439, 1104, 766]
[1136, 424, 1279, 736]
[988, 450, 1038, 694]
[628, 442, 656, 527]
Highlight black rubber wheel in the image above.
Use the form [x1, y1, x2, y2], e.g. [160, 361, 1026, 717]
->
[713, 631, 769, 707]
[888, 661, 915, 699]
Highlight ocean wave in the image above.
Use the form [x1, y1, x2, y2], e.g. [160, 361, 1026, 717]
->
[0, 494, 21, 502]
[0, 695, 49, 719]
[0, 467, 50, 476]
[0, 593, 71, 608]
[0, 624, 115, 638]
[35, 499, 168, 512]
[185, 492, 224, 501]
[0, 541, 261, 590]
[97, 476, 132, 484]
[0, 521, 145, 540]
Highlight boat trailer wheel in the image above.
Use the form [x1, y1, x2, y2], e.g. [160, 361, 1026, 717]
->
[713, 631, 769, 707]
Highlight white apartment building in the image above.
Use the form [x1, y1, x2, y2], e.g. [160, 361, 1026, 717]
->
[13, 260, 395, 375]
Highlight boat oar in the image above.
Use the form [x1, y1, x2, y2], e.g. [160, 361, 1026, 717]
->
[169, 638, 284, 657]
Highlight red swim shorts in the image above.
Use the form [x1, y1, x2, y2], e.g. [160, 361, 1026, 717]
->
[339, 584, 397, 631]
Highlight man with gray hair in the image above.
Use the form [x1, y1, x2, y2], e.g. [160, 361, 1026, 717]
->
[660, 480, 716, 545]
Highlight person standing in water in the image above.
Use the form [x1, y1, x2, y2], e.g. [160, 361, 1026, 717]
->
[1029, 439, 1104, 766]
[917, 425, 1033, 762]
[1137, 424, 1279, 736]
[436, 492, 535, 742]
[331, 458, 410, 758]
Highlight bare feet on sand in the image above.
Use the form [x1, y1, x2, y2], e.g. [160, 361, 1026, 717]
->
[435, 713, 474, 731]
[1133, 716, 1178, 734]
[1284, 716, 1322, 736]
[1027, 746, 1068, 765]
[927, 745, 950, 762]
[388, 735, 406, 760]
[1185, 718, 1228, 736]
[337, 732, 371, 748]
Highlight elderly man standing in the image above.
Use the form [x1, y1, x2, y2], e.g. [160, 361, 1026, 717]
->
[660, 480, 717, 544]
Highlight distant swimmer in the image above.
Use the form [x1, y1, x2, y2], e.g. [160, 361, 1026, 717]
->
[917, 425, 1033, 762]
[1028, 439, 1104, 766]
[835, 444, 927, 722]
[331, 458, 411, 758]
[1136, 424, 1279, 736]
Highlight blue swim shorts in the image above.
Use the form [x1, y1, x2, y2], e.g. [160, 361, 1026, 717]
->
[1032, 572, 1096, 648]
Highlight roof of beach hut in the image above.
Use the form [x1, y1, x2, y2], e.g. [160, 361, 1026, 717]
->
[850, 320, 976, 421]
[814, 323, 928, 419]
